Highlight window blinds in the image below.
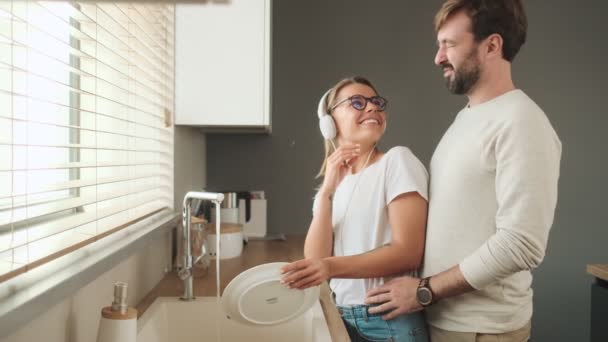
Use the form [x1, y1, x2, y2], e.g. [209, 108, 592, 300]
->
[0, 2, 175, 282]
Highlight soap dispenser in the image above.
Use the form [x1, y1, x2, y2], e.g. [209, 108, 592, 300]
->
[96, 282, 138, 342]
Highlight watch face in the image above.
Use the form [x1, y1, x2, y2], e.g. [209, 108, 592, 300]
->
[417, 288, 432, 305]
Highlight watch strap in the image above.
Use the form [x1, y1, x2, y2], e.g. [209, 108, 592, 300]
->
[418, 277, 430, 289]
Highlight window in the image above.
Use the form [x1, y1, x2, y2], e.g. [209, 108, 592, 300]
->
[0, 2, 175, 282]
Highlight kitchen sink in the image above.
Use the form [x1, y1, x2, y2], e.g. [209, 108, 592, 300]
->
[137, 296, 331, 342]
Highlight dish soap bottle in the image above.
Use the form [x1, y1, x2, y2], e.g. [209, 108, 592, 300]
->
[96, 282, 138, 342]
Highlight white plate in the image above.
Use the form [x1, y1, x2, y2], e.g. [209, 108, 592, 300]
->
[221, 262, 320, 325]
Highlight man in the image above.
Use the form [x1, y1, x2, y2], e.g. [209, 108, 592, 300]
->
[366, 1, 562, 341]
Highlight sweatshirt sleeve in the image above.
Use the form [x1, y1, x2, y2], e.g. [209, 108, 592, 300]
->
[460, 111, 562, 290]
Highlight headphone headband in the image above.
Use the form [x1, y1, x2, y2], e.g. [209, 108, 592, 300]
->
[317, 90, 331, 119]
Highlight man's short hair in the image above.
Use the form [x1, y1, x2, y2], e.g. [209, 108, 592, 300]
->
[434, 0, 528, 62]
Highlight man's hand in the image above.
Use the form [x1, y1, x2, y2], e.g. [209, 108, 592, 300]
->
[365, 276, 423, 320]
[280, 258, 330, 289]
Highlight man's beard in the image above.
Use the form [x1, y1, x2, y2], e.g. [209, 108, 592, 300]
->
[443, 49, 481, 95]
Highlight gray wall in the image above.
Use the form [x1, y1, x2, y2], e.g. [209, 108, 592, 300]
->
[206, 1, 608, 340]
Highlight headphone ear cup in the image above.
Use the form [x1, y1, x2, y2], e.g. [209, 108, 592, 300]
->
[317, 89, 337, 140]
[319, 115, 337, 140]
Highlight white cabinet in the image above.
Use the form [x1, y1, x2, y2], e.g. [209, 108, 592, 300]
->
[175, 0, 271, 132]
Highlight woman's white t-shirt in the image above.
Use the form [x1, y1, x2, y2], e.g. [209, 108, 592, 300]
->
[316, 146, 429, 306]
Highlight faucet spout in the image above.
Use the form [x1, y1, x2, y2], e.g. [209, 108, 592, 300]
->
[180, 191, 224, 301]
[182, 191, 224, 210]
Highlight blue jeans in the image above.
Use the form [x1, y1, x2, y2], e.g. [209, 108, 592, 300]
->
[338, 305, 428, 342]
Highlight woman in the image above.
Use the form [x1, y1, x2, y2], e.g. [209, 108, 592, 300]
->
[281, 76, 429, 341]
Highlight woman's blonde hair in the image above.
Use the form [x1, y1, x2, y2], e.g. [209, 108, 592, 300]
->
[316, 76, 380, 178]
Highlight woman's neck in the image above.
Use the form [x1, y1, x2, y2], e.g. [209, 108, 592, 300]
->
[351, 146, 376, 174]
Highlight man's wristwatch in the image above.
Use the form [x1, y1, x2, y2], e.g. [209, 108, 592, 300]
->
[416, 277, 435, 307]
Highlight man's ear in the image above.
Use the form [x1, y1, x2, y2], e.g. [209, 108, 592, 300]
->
[485, 33, 504, 60]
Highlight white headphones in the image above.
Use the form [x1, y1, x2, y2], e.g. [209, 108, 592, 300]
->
[317, 90, 337, 140]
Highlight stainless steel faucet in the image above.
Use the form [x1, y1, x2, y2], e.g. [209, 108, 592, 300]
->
[179, 191, 224, 301]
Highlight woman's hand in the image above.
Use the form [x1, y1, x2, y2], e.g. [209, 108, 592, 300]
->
[320, 144, 360, 196]
[280, 258, 331, 289]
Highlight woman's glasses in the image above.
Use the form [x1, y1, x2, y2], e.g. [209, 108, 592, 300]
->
[330, 95, 388, 112]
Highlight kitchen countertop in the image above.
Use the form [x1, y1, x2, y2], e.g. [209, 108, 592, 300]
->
[587, 264, 608, 282]
[136, 235, 349, 341]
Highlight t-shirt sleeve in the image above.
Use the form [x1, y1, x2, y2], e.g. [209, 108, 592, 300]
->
[312, 192, 319, 214]
[385, 146, 429, 204]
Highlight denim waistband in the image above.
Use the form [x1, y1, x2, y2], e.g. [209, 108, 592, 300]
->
[337, 305, 386, 320]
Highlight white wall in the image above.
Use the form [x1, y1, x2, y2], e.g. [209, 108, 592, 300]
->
[174, 125, 207, 209]
[2, 231, 171, 342]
